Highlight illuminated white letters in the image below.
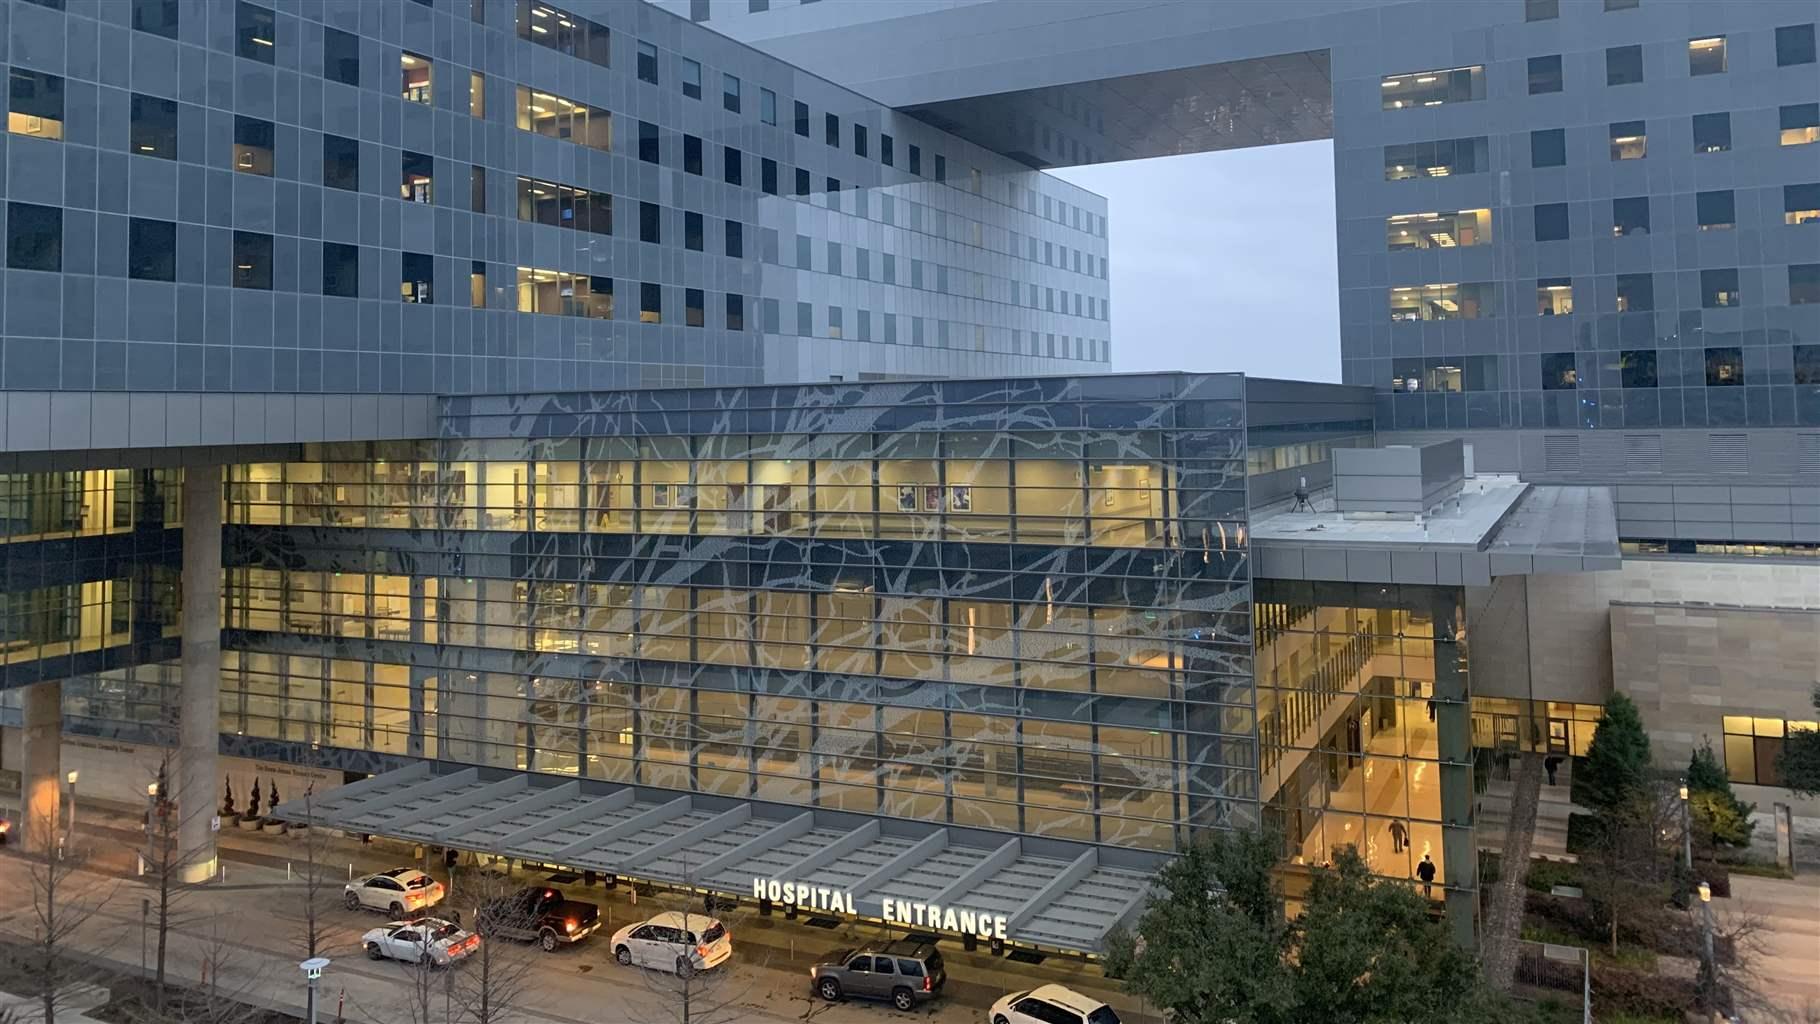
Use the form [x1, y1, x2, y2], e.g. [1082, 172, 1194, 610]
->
[751, 878, 1007, 938]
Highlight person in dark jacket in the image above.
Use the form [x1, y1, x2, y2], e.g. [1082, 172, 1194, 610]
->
[1544, 754, 1563, 786]
[1417, 854, 1437, 897]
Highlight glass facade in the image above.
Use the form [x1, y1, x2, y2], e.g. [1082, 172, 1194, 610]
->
[218, 375, 1255, 853]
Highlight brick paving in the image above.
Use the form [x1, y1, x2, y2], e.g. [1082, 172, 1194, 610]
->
[1481, 751, 1543, 991]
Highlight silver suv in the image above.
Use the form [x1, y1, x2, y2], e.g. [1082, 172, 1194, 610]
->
[810, 940, 946, 1012]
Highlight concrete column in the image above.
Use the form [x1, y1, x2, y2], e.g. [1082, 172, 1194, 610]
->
[20, 680, 62, 853]
[178, 467, 222, 882]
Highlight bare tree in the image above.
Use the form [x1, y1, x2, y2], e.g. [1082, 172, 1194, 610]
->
[12, 809, 119, 1024]
[446, 862, 540, 1024]
[291, 783, 336, 962]
[1580, 781, 1680, 957]
[618, 862, 759, 1024]
[135, 747, 230, 1015]
[137, 915, 274, 1024]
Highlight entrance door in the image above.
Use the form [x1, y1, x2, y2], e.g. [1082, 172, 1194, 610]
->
[1494, 714, 1519, 751]
[1546, 719, 1569, 755]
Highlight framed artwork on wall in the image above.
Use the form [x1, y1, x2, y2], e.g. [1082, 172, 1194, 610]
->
[949, 486, 972, 512]
[922, 486, 942, 512]
[652, 483, 671, 508]
[896, 484, 918, 512]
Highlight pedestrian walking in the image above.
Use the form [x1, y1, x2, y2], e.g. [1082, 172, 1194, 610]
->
[1417, 854, 1437, 897]
[1544, 754, 1563, 786]
[1388, 819, 1408, 853]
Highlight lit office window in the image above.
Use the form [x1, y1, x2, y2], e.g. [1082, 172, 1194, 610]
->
[1537, 278, 1573, 317]
[1387, 282, 1495, 321]
[469, 71, 485, 118]
[517, 1, 611, 68]
[1782, 103, 1820, 146]
[401, 151, 433, 203]
[1540, 352, 1577, 389]
[233, 116, 274, 175]
[1787, 184, 1820, 225]
[640, 283, 662, 323]
[1609, 121, 1646, 160]
[401, 52, 432, 104]
[514, 267, 613, 318]
[1612, 196, 1650, 237]
[1701, 268, 1740, 308]
[1705, 347, 1743, 386]
[513, 87, 611, 151]
[1722, 717, 1814, 785]
[516, 176, 611, 235]
[1380, 65, 1484, 109]
[130, 94, 178, 159]
[1385, 209, 1491, 250]
[1688, 36, 1726, 76]
[401, 252, 433, 303]
[1383, 137, 1487, 179]
[237, 2, 275, 63]
[7, 69, 64, 140]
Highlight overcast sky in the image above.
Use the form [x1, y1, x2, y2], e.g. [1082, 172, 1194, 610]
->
[1051, 140, 1340, 382]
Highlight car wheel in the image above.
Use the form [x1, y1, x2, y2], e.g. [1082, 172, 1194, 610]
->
[614, 945, 633, 967]
[675, 957, 695, 980]
[539, 929, 557, 953]
[389, 901, 406, 918]
[344, 892, 360, 911]
[891, 989, 915, 1012]
[817, 978, 842, 1002]
[365, 942, 383, 961]
[993, 1016, 1010, 1024]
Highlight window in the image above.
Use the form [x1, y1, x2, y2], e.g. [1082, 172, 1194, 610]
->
[1534, 203, 1569, 241]
[854, 124, 868, 157]
[793, 101, 809, 137]
[685, 288, 704, 328]
[749, 0, 768, 10]
[469, 71, 485, 118]
[1782, 103, 1820, 146]
[514, 268, 612, 318]
[232, 116, 274, 175]
[1390, 355, 1499, 393]
[760, 158, 777, 195]
[401, 52, 431, 104]
[1387, 282, 1495, 321]
[1702, 268, 1741, 308]
[1609, 120, 1646, 160]
[470, 166, 486, 212]
[1619, 349, 1656, 388]
[1787, 184, 1820, 224]
[1777, 23, 1817, 66]
[724, 220, 743, 258]
[8, 69, 64, 140]
[1794, 265, 1820, 306]
[639, 121, 659, 163]
[516, 176, 609, 235]
[470, 261, 486, 308]
[323, 135, 360, 191]
[132, 0, 179, 38]
[514, 88, 611, 151]
[1693, 112, 1730, 153]
[1604, 0, 1639, 8]
[1705, 347, 1743, 386]
[726, 294, 744, 330]
[825, 113, 839, 147]
[1531, 128, 1565, 168]
[1723, 716, 1815, 786]
[684, 211, 703, 251]
[232, 231, 272, 289]
[723, 146, 742, 186]
[826, 178, 840, 212]
[640, 283, 661, 323]
[1612, 196, 1650, 236]
[680, 61, 704, 102]
[401, 151, 433, 203]
[1383, 136, 1488, 179]
[401, 252, 432, 303]
[828, 306, 842, 338]
[1606, 44, 1642, 86]
[1386, 209, 1491, 250]
[682, 135, 702, 175]
[130, 94, 178, 159]
[1526, 0, 1558, 20]
[881, 134, 894, 166]
[908, 144, 921, 175]
[796, 301, 811, 335]
[324, 28, 359, 86]
[322, 242, 358, 298]
[1696, 190, 1734, 231]
[517, 2, 610, 68]
[1688, 36, 1726, 75]
[934, 154, 945, 181]
[1529, 55, 1563, 94]
[127, 218, 175, 281]
[636, 42, 658, 84]
[1616, 273, 1653, 311]
[237, 3, 275, 62]
[1538, 279, 1574, 317]
[722, 74, 740, 113]
[1379, 65, 1485, 109]
[640, 202, 660, 244]
[794, 168, 810, 197]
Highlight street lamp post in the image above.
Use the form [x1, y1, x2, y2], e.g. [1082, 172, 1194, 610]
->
[65, 770, 79, 846]
[1697, 881, 1716, 1008]
[300, 957, 330, 1024]
[1679, 781, 1693, 872]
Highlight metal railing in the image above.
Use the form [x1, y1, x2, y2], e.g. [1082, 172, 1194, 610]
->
[1510, 938, 1591, 1024]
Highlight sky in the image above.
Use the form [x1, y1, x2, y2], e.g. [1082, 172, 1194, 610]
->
[1051, 140, 1341, 382]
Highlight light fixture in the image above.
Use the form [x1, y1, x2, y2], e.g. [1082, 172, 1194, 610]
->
[531, 23, 548, 33]
[148, 782, 159, 797]
[67, 771, 80, 784]
[253, 36, 272, 46]
[1415, 75, 1437, 83]
[1689, 37, 1723, 48]
[1697, 881, 1711, 903]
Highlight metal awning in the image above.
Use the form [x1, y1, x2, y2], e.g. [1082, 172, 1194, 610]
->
[275, 763, 1160, 955]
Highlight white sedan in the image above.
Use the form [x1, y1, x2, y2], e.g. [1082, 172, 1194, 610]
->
[362, 919, 478, 966]
[609, 911, 731, 977]
[344, 868, 445, 917]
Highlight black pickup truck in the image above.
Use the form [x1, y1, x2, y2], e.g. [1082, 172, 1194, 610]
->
[477, 885, 600, 952]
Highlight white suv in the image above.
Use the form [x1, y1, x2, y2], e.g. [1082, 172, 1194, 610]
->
[344, 868, 445, 916]
[990, 984, 1121, 1024]
[609, 911, 731, 977]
